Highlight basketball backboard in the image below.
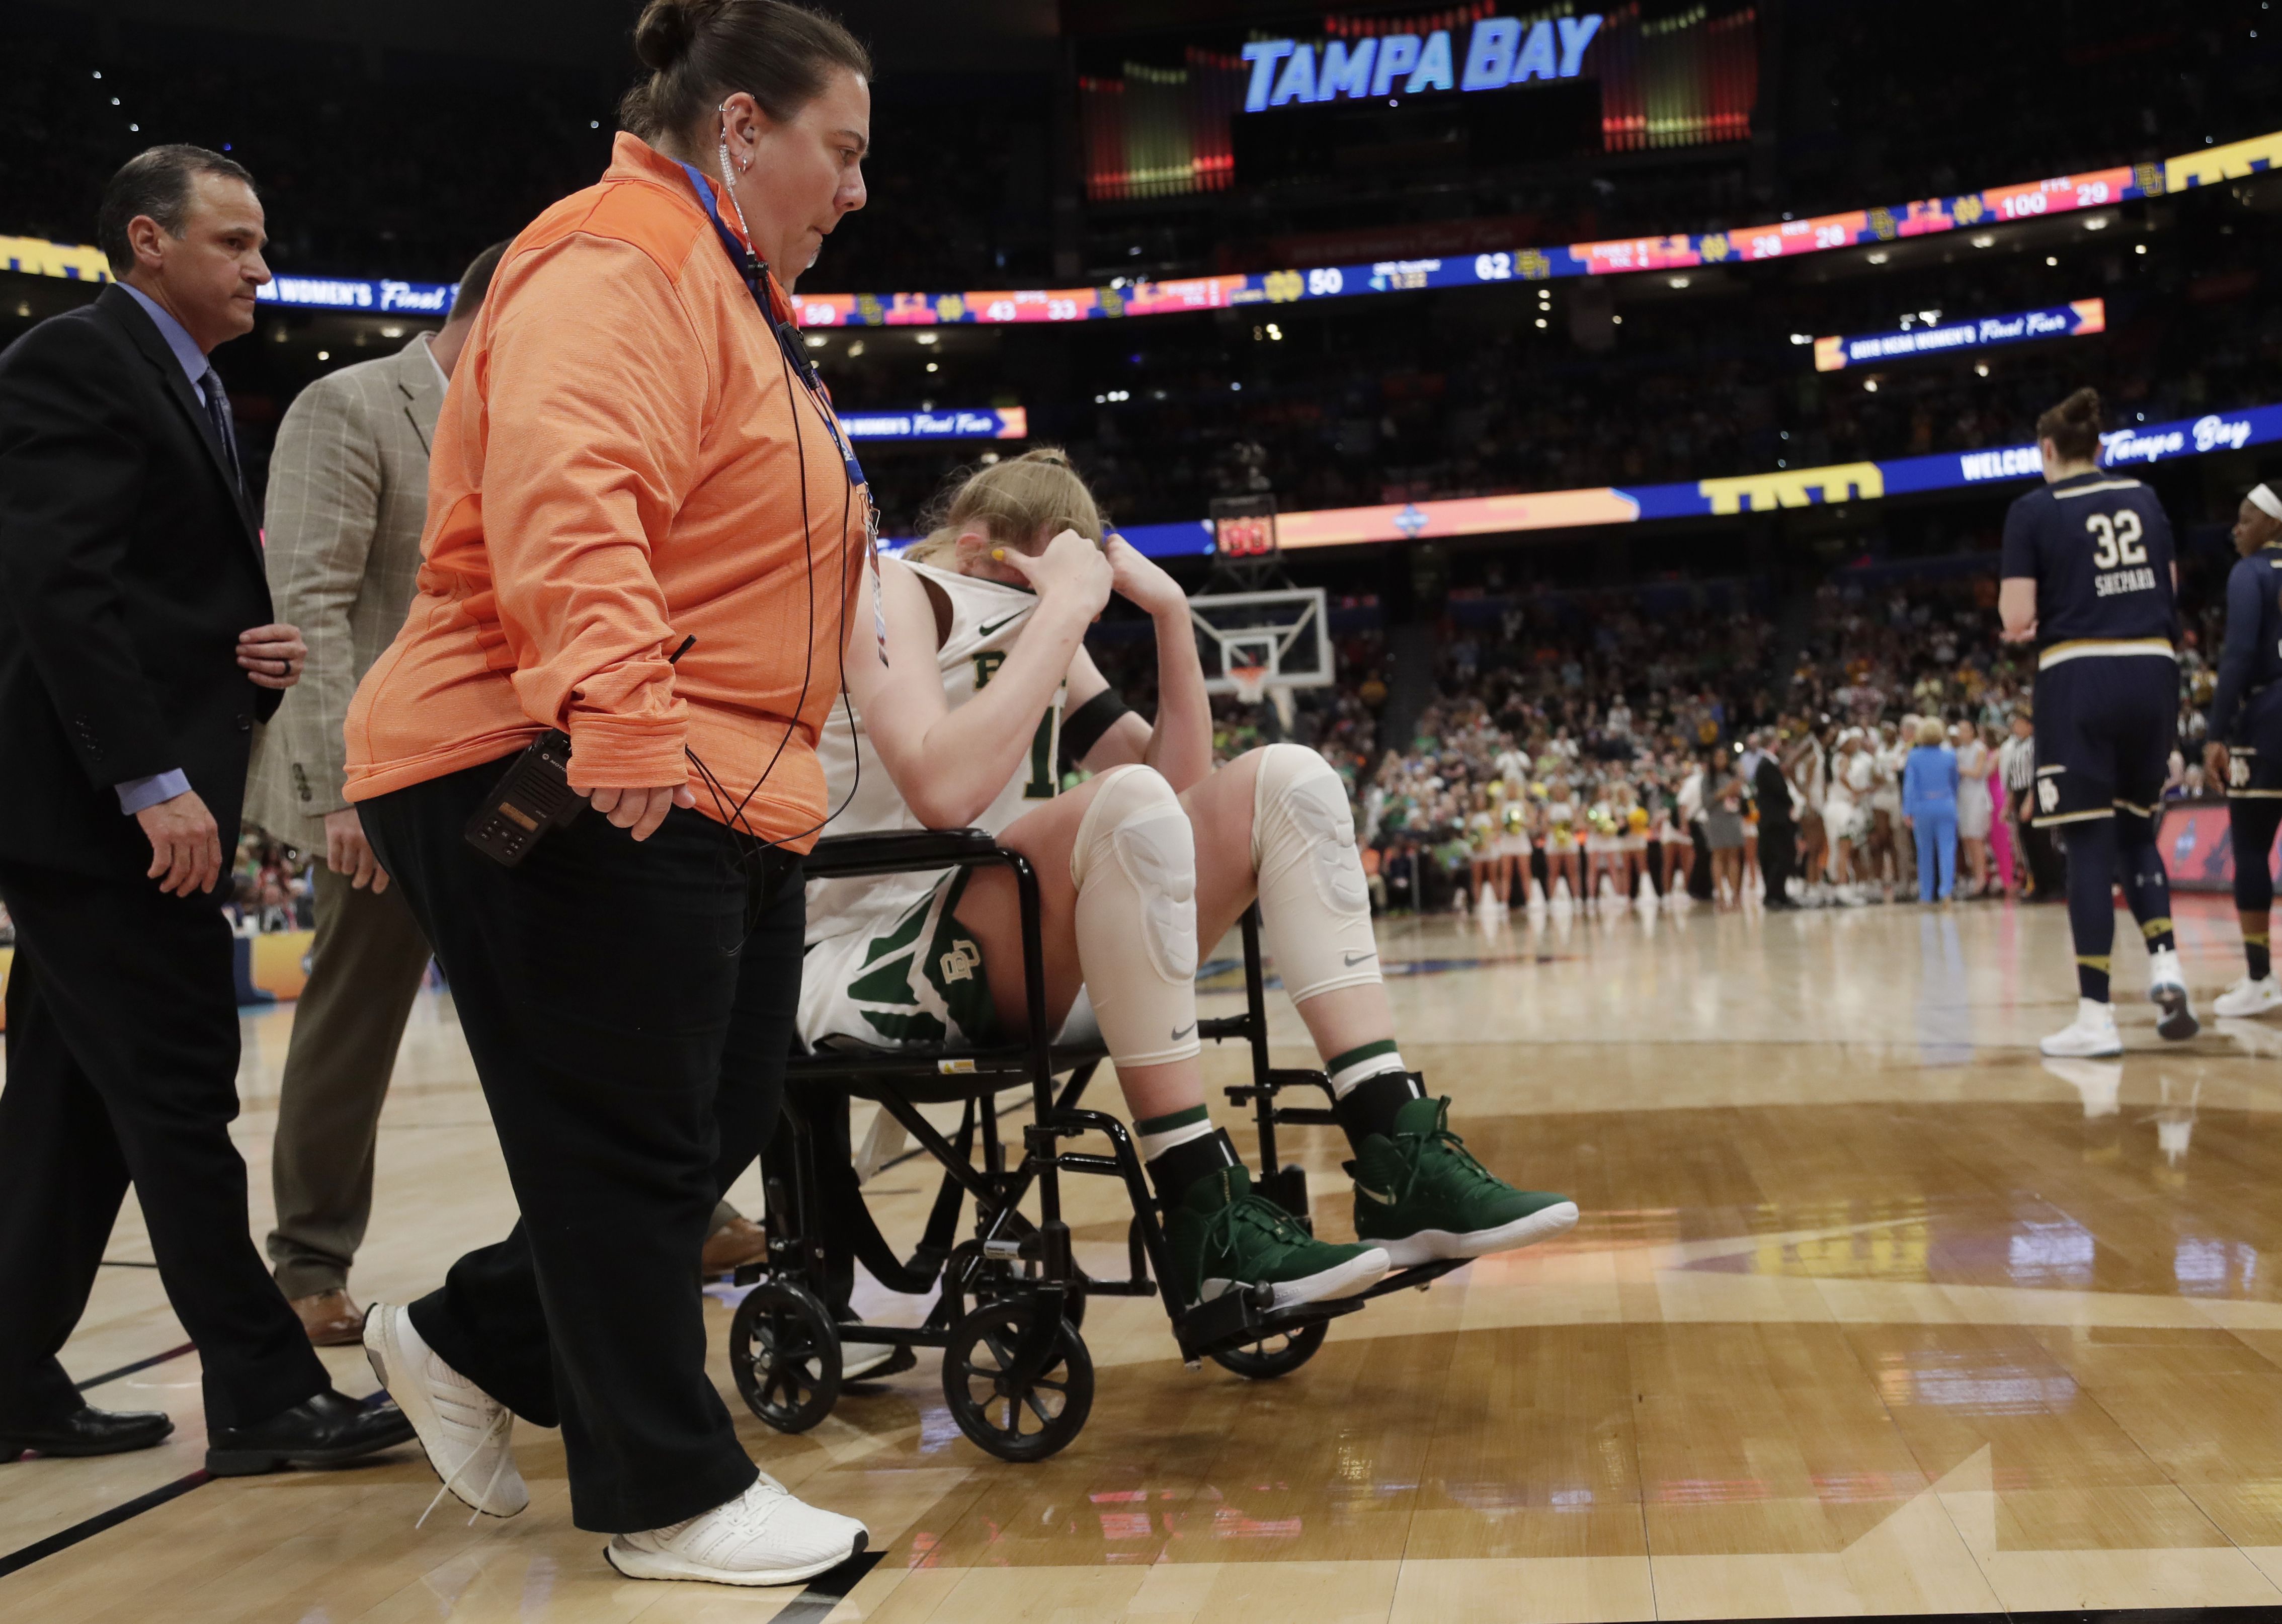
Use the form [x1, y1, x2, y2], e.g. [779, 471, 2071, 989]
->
[1189, 587, 1332, 695]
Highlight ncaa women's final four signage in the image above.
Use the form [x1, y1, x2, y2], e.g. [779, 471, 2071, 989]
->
[1240, 15, 1605, 111]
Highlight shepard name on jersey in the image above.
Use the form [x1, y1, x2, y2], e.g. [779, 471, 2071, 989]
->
[1999, 471, 2177, 651]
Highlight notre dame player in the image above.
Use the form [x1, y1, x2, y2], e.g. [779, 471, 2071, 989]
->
[1999, 387, 2196, 1055]
[2204, 470, 2282, 1017]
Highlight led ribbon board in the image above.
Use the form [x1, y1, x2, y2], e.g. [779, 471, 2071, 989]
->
[776, 127, 2276, 327]
[8, 130, 2277, 321]
[1814, 299, 2105, 372]
[255, 276, 457, 313]
[1092, 402, 2281, 558]
[839, 407, 1027, 440]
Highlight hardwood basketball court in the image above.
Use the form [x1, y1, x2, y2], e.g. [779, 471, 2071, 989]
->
[8, 896, 2282, 1620]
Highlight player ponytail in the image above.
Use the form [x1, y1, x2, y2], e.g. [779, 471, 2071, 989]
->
[905, 447, 1109, 565]
[2035, 387, 2103, 464]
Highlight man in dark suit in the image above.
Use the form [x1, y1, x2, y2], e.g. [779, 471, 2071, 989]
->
[0, 145, 412, 1472]
[1751, 728, 1800, 909]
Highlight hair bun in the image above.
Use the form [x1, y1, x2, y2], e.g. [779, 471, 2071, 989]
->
[633, 0, 707, 72]
[1019, 446, 1075, 468]
[2059, 386, 2101, 426]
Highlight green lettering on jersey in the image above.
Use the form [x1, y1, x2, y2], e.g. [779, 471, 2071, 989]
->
[972, 650, 1007, 689]
[1025, 712, 1055, 800]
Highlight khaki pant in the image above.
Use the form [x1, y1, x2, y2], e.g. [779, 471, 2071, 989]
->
[265, 861, 432, 1299]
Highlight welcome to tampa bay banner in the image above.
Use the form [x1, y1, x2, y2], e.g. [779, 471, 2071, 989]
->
[6, 129, 2278, 319]
[1088, 401, 2281, 559]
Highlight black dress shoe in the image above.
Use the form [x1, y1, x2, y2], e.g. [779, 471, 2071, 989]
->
[204, 1388, 416, 1477]
[1, 1405, 175, 1460]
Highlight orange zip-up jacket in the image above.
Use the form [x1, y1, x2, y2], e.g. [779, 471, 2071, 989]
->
[344, 134, 866, 849]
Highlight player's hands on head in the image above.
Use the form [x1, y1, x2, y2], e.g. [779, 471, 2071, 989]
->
[576, 783, 698, 841]
[996, 528, 1112, 621]
[1104, 534, 1187, 618]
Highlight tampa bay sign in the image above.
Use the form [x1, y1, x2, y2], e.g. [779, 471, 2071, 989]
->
[1240, 15, 1605, 112]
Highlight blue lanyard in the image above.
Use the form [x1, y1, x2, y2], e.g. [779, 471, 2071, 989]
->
[674, 161, 869, 497]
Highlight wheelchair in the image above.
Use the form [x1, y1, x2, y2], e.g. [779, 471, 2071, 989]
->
[723, 828, 1464, 1464]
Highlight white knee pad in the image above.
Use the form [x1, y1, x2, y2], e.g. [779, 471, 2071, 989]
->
[1250, 743, 1379, 1004]
[1069, 765, 1200, 1069]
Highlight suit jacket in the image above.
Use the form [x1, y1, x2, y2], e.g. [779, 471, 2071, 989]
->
[0, 285, 277, 879]
[244, 336, 443, 848]
[1752, 755, 1796, 829]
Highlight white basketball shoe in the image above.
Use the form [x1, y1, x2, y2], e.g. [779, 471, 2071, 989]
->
[362, 1303, 528, 1522]
[606, 1473, 869, 1586]
[2041, 998, 2123, 1058]
[2215, 973, 2282, 1019]
[2146, 948, 2199, 1041]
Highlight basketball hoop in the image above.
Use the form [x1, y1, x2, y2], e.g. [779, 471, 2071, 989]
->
[1230, 663, 1270, 706]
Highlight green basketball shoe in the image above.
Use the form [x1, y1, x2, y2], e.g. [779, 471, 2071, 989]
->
[1349, 1095, 1578, 1267]
[1167, 1165, 1390, 1311]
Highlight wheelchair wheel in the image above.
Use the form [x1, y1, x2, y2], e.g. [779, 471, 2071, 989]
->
[941, 1297, 1093, 1463]
[1208, 1319, 1328, 1380]
[729, 1279, 842, 1434]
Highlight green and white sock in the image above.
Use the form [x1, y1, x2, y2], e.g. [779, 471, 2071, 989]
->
[1327, 1039, 1406, 1098]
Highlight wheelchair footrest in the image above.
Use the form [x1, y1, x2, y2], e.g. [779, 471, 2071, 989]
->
[1176, 1287, 1365, 1360]
[1354, 1257, 1470, 1301]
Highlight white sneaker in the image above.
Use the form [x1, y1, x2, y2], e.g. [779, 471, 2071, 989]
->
[606, 1474, 868, 1587]
[2042, 998, 2123, 1058]
[2146, 947, 2199, 1041]
[2215, 974, 2282, 1018]
[363, 1303, 528, 1523]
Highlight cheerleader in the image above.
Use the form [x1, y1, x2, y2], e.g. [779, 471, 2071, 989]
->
[1583, 782, 1623, 908]
[1494, 780, 1534, 906]
[1612, 779, 1650, 904]
[1651, 771, 1690, 900]
[1542, 777, 1582, 906]
[1465, 786, 1500, 914]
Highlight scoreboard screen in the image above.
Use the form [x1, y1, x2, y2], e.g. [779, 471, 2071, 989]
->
[1209, 496, 1279, 559]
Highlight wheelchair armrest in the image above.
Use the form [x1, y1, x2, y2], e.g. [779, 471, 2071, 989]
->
[802, 828, 1005, 879]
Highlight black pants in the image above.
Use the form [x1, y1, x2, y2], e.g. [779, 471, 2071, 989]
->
[0, 860, 328, 1431]
[360, 762, 804, 1533]
[1759, 820, 1795, 905]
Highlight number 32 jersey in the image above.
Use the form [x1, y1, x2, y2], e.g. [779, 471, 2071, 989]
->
[2000, 471, 2177, 654]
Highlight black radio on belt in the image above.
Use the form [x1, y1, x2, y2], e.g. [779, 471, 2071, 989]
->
[465, 635, 697, 868]
[464, 729, 582, 867]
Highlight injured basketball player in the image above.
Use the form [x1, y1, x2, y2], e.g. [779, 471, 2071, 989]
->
[801, 449, 1575, 1350]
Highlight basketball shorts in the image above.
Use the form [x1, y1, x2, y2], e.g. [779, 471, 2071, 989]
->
[798, 868, 1099, 1054]
[2029, 653, 2178, 826]
[2225, 689, 2282, 799]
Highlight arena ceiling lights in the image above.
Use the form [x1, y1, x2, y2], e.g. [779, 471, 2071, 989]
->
[3, 129, 2275, 319]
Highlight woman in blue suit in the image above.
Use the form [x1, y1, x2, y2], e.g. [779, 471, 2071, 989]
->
[1901, 716, 1961, 904]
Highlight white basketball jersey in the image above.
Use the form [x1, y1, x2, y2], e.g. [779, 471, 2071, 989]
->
[805, 558, 1065, 942]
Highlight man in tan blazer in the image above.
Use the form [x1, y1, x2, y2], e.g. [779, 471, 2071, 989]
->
[245, 243, 506, 1344]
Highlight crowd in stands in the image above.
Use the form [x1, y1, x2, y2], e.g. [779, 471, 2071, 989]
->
[1191, 562, 2234, 916]
[226, 831, 315, 936]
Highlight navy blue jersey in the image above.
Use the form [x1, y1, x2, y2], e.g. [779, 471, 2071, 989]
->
[2209, 544, 2282, 743]
[1999, 472, 2177, 650]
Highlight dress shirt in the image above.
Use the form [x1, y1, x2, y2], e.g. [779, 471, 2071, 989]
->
[110, 285, 220, 815]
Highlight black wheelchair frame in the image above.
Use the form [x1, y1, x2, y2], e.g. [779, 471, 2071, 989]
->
[725, 828, 1462, 1463]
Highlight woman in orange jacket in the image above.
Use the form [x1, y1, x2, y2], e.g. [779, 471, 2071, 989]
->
[344, 0, 875, 1586]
